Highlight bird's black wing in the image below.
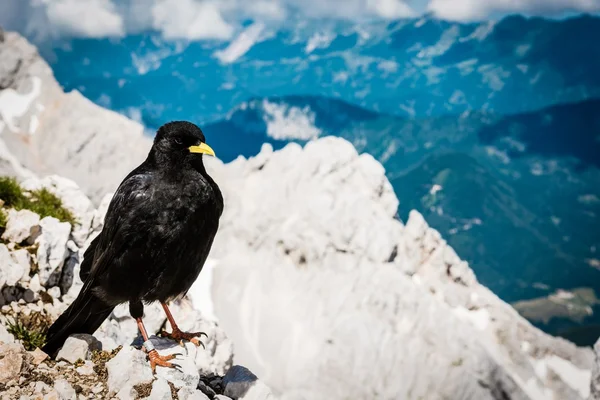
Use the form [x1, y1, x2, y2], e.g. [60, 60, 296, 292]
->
[85, 170, 155, 284]
[79, 234, 99, 282]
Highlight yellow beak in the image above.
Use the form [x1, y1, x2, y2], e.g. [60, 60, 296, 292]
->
[188, 143, 216, 157]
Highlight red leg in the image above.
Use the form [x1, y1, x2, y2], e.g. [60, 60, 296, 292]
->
[159, 302, 207, 347]
[136, 317, 176, 373]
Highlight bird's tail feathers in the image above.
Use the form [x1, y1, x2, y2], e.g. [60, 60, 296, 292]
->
[42, 286, 114, 357]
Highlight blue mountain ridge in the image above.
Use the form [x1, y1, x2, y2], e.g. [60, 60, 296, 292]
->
[47, 14, 600, 126]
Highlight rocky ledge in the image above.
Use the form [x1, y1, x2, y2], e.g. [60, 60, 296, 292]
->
[0, 176, 273, 400]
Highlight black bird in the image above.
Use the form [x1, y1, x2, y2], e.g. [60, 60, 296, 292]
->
[42, 121, 223, 371]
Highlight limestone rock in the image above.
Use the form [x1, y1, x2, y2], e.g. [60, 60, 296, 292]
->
[0, 244, 25, 287]
[53, 379, 76, 400]
[0, 208, 40, 243]
[35, 217, 71, 287]
[106, 346, 153, 395]
[116, 385, 138, 400]
[177, 387, 210, 400]
[10, 249, 31, 281]
[148, 378, 172, 400]
[169, 299, 234, 376]
[0, 323, 14, 344]
[75, 360, 95, 376]
[56, 334, 102, 364]
[0, 343, 31, 384]
[29, 348, 48, 366]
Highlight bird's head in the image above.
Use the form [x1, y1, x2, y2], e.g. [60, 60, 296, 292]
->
[150, 121, 216, 168]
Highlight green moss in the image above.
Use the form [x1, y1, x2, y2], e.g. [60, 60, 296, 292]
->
[6, 318, 48, 351]
[28, 188, 76, 225]
[0, 177, 76, 225]
[0, 177, 26, 206]
[0, 209, 6, 229]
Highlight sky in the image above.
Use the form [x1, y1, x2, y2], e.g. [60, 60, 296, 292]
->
[0, 0, 598, 42]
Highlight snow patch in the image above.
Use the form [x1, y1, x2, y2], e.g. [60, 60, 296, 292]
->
[0, 77, 42, 132]
[429, 184, 443, 195]
[261, 100, 321, 141]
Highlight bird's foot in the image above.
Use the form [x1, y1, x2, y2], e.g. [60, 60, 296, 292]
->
[147, 349, 176, 373]
[160, 326, 207, 348]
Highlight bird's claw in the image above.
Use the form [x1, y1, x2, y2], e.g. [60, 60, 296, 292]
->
[147, 350, 176, 373]
[160, 327, 207, 348]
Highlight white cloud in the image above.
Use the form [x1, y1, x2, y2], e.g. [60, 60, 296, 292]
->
[46, 0, 124, 37]
[428, 0, 600, 21]
[151, 0, 234, 40]
[0, 0, 598, 44]
[0, 0, 124, 40]
[367, 0, 415, 18]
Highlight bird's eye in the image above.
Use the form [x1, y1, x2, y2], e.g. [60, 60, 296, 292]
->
[174, 138, 183, 145]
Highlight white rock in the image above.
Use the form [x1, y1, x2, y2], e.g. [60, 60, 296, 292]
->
[177, 387, 210, 400]
[168, 299, 233, 376]
[75, 360, 95, 376]
[53, 379, 76, 400]
[148, 378, 172, 400]
[47, 286, 61, 300]
[106, 346, 153, 394]
[91, 384, 104, 394]
[10, 249, 31, 281]
[29, 274, 42, 293]
[0, 323, 14, 344]
[34, 381, 52, 394]
[1, 209, 40, 243]
[0, 244, 25, 286]
[35, 217, 71, 287]
[56, 334, 101, 364]
[116, 385, 137, 400]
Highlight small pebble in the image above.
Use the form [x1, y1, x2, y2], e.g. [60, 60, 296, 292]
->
[76, 361, 95, 376]
[23, 289, 36, 303]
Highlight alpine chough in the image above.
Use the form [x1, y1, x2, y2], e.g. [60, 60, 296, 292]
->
[42, 121, 223, 371]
